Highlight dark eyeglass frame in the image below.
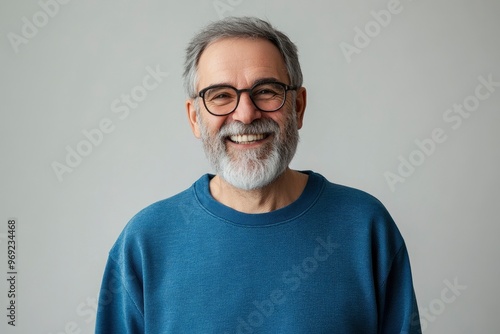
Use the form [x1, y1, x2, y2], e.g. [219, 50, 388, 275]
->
[198, 81, 298, 116]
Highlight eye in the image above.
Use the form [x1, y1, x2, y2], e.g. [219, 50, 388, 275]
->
[206, 87, 236, 102]
[211, 92, 231, 100]
[255, 89, 277, 96]
[252, 84, 283, 99]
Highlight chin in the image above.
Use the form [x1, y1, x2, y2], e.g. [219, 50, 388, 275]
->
[218, 154, 287, 191]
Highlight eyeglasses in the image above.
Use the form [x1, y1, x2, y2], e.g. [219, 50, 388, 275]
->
[198, 81, 297, 116]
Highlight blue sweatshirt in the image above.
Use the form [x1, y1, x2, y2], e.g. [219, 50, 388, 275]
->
[96, 171, 421, 333]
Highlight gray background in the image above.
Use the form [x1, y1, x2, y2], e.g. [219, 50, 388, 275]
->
[1, 0, 499, 333]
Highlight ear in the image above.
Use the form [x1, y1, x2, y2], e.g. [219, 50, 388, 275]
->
[294, 86, 307, 129]
[186, 99, 201, 138]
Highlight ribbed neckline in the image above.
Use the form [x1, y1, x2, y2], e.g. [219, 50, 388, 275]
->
[192, 170, 325, 227]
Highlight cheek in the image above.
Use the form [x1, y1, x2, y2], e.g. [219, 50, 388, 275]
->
[269, 112, 289, 131]
[198, 110, 225, 129]
[203, 117, 228, 136]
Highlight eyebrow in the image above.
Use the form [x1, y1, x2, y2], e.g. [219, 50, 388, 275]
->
[205, 77, 284, 89]
[252, 77, 283, 85]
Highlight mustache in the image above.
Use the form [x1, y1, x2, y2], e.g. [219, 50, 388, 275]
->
[217, 118, 280, 139]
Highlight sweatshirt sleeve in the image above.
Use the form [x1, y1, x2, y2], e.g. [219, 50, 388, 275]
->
[95, 256, 144, 333]
[378, 244, 421, 334]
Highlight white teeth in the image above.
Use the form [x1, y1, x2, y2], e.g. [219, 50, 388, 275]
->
[229, 133, 265, 143]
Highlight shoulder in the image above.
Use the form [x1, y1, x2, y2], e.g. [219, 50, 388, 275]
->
[312, 171, 390, 218]
[311, 171, 402, 240]
[107, 176, 207, 262]
[131, 187, 195, 228]
[314, 171, 407, 257]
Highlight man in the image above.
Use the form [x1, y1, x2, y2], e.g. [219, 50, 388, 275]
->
[96, 17, 421, 333]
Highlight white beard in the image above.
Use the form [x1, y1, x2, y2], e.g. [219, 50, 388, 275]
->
[198, 107, 299, 190]
[216, 136, 284, 190]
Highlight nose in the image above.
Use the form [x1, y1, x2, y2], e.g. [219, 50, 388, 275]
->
[230, 91, 262, 124]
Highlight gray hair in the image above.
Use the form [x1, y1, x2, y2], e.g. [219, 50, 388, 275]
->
[183, 16, 303, 99]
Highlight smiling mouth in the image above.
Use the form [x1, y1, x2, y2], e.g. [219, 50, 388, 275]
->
[228, 133, 269, 144]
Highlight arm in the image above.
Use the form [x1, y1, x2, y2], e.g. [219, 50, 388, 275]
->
[378, 245, 421, 334]
[95, 256, 144, 333]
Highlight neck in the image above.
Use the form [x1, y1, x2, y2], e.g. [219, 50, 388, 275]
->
[209, 168, 309, 214]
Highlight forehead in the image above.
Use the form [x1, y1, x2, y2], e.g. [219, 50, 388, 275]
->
[197, 37, 289, 89]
